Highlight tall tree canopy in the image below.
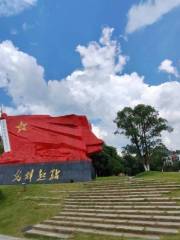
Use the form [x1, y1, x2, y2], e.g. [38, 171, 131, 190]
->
[114, 104, 172, 171]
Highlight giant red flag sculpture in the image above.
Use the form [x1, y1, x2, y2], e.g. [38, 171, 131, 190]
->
[0, 113, 103, 184]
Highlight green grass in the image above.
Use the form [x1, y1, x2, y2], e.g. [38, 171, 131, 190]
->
[73, 233, 147, 240]
[0, 182, 84, 238]
[1, 173, 180, 240]
[136, 171, 180, 182]
[95, 176, 128, 181]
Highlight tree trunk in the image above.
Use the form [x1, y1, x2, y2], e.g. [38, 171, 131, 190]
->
[144, 163, 150, 171]
[143, 155, 150, 172]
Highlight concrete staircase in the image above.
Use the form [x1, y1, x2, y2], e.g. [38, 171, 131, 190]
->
[25, 179, 180, 239]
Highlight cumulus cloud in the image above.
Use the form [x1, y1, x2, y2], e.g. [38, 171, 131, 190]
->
[158, 59, 179, 77]
[0, 0, 37, 17]
[0, 40, 47, 105]
[76, 27, 128, 75]
[0, 27, 180, 150]
[126, 0, 180, 34]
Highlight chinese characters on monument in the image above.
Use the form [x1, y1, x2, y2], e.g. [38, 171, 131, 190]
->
[13, 168, 61, 183]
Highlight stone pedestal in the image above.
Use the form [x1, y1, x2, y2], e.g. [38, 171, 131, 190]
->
[0, 160, 93, 185]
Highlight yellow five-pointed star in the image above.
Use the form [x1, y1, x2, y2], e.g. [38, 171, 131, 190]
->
[16, 121, 28, 133]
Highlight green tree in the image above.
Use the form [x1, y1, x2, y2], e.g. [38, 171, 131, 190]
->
[121, 153, 144, 176]
[114, 104, 172, 172]
[91, 144, 124, 177]
[150, 144, 169, 171]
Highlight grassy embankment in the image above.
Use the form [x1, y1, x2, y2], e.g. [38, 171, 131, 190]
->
[0, 177, 125, 239]
[0, 182, 84, 239]
[1, 172, 180, 240]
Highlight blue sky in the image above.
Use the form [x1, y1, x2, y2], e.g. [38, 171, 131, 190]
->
[0, 0, 180, 150]
[0, 0, 179, 84]
[0, 0, 131, 81]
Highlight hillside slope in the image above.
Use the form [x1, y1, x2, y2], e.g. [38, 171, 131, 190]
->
[1, 173, 180, 240]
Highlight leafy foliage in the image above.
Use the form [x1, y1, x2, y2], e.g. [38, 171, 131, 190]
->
[0, 140, 3, 155]
[121, 154, 144, 176]
[91, 144, 124, 177]
[150, 144, 169, 171]
[114, 104, 172, 171]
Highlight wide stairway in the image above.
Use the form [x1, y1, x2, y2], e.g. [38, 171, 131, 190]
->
[26, 178, 180, 239]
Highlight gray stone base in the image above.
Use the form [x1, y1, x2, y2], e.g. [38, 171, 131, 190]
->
[0, 160, 93, 185]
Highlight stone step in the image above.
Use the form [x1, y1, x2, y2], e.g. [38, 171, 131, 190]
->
[50, 190, 86, 193]
[85, 178, 153, 182]
[83, 179, 153, 185]
[24, 196, 62, 201]
[64, 204, 180, 210]
[83, 180, 177, 186]
[70, 189, 170, 196]
[39, 202, 178, 208]
[69, 193, 164, 198]
[44, 219, 179, 235]
[86, 182, 180, 187]
[86, 181, 180, 190]
[25, 229, 71, 239]
[87, 183, 177, 188]
[69, 191, 170, 196]
[62, 207, 180, 215]
[50, 187, 178, 193]
[38, 203, 62, 207]
[0, 235, 26, 240]
[67, 197, 180, 202]
[31, 223, 160, 239]
[87, 185, 180, 191]
[53, 215, 180, 228]
[65, 200, 177, 205]
[59, 211, 180, 222]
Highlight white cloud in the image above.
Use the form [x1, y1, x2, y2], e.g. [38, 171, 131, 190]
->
[76, 27, 128, 75]
[158, 59, 179, 77]
[0, 40, 47, 105]
[126, 0, 180, 34]
[92, 125, 108, 139]
[0, 0, 37, 17]
[1, 27, 180, 151]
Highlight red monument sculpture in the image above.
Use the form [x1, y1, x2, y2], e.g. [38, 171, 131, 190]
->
[0, 113, 103, 184]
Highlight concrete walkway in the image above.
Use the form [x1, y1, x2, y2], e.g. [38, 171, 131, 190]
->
[0, 235, 25, 240]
